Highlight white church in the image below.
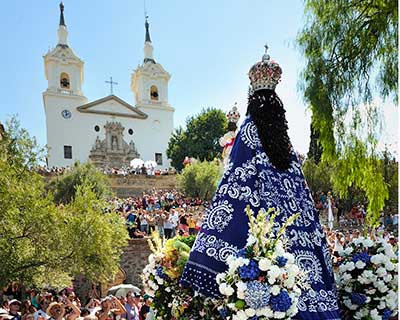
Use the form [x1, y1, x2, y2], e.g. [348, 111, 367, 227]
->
[43, 2, 174, 169]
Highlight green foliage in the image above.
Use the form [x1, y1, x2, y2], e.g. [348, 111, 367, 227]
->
[307, 118, 323, 163]
[302, 158, 332, 193]
[48, 162, 113, 204]
[297, 0, 398, 226]
[177, 160, 222, 200]
[167, 108, 227, 171]
[0, 119, 128, 288]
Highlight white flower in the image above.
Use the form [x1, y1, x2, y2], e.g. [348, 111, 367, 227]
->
[216, 272, 226, 284]
[385, 261, 395, 271]
[267, 265, 281, 284]
[274, 311, 286, 319]
[346, 261, 355, 271]
[236, 281, 247, 299]
[219, 283, 234, 296]
[371, 254, 386, 265]
[343, 299, 357, 310]
[227, 303, 236, 311]
[355, 260, 366, 269]
[165, 287, 171, 293]
[245, 308, 256, 317]
[258, 258, 271, 271]
[342, 273, 352, 282]
[362, 239, 374, 248]
[344, 247, 354, 255]
[246, 234, 257, 246]
[275, 243, 285, 256]
[256, 307, 273, 317]
[232, 310, 247, 320]
[366, 288, 376, 295]
[284, 277, 295, 289]
[370, 309, 381, 320]
[271, 285, 281, 296]
[283, 252, 295, 264]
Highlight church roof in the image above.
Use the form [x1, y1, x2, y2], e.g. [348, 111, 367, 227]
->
[76, 95, 148, 119]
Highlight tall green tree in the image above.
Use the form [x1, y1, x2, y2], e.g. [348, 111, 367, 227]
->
[167, 108, 227, 171]
[0, 118, 128, 288]
[307, 118, 322, 164]
[178, 160, 222, 200]
[47, 162, 113, 204]
[297, 0, 398, 226]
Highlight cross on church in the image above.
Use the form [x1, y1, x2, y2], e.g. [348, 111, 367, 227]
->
[105, 76, 118, 95]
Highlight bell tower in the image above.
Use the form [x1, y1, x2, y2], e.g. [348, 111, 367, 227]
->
[43, 2, 86, 99]
[130, 16, 172, 111]
[42, 2, 87, 167]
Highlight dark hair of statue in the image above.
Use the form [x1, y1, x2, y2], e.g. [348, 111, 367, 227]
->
[227, 122, 237, 132]
[246, 89, 292, 171]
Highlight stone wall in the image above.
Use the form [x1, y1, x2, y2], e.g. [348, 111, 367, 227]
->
[120, 238, 152, 287]
[109, 174, 177, 198]
[73, 238, 151, 300]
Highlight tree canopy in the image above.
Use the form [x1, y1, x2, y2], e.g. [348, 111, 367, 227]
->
[0, 118, 128, 288]
[167, 108, 227, 171]
[47, 161, 113, 204]
[297, 0, 398, 226]
[178, 160, 222, 200]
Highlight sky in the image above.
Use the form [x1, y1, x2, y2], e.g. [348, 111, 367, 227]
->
[0, 0, 397, 156]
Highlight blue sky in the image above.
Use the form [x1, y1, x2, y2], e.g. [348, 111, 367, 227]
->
[0, 0, 397, 155]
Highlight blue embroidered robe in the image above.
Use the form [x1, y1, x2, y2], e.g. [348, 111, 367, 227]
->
[180, 116, 341, 319]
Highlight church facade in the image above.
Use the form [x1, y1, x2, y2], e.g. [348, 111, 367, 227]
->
[42, 3, 174, 169]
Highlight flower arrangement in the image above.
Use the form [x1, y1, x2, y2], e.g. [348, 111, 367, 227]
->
[337, 236, 398, 320]
[142, 233, 219, 319]
[216, 207, 308, 320]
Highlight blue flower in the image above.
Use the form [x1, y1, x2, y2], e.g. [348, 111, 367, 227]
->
[269, 290, 292, 312]
[352, 252, 371, 264]
[245, 281, 270, 310]
[156, 266, 166, 279]
[236, 248, 248, 258]
[218, 307, 229, 319]
[350, 292, 367, 305]
[382, 308, 392, 320]
[239, 259, 260, 280]
[248, 317, 258, 320]
[276, 256, 288, 267]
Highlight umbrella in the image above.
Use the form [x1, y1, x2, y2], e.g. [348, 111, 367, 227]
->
[144, 160, 157, 168]
[130, 158, 144, 168]
[107, 284, 141, 297]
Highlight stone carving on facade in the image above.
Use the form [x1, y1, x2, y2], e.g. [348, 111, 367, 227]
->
[89, 121, 140, 168]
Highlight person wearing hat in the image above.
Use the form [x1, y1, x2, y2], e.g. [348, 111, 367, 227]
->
[8, 300, 21, 320]
[139, 295, 153, 320]
[45, 302, 64, 320]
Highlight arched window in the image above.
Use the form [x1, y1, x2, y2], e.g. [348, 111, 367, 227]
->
[60, 72, 70, 89]
[150, 85, 159, 101]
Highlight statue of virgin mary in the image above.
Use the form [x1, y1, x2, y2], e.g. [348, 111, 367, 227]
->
[180, 46, 341, 319]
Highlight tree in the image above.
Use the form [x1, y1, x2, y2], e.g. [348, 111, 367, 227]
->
[177, 160, 222, 200]
[0, 118, 128, 288]
[302, 158, 332, 195]
[167, 108, 227, 171]
[297, 0, 398, 226]
[47, 162, 113, 204]
[307, 118, 322, 164]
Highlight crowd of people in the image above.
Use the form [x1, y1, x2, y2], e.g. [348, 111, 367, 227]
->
[1, 187, 397, 320]
[315, 191, 398, 232]
[1, 286, 154, 320]
[36, 166, 177, 177]
[107, 189, 206, 239]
